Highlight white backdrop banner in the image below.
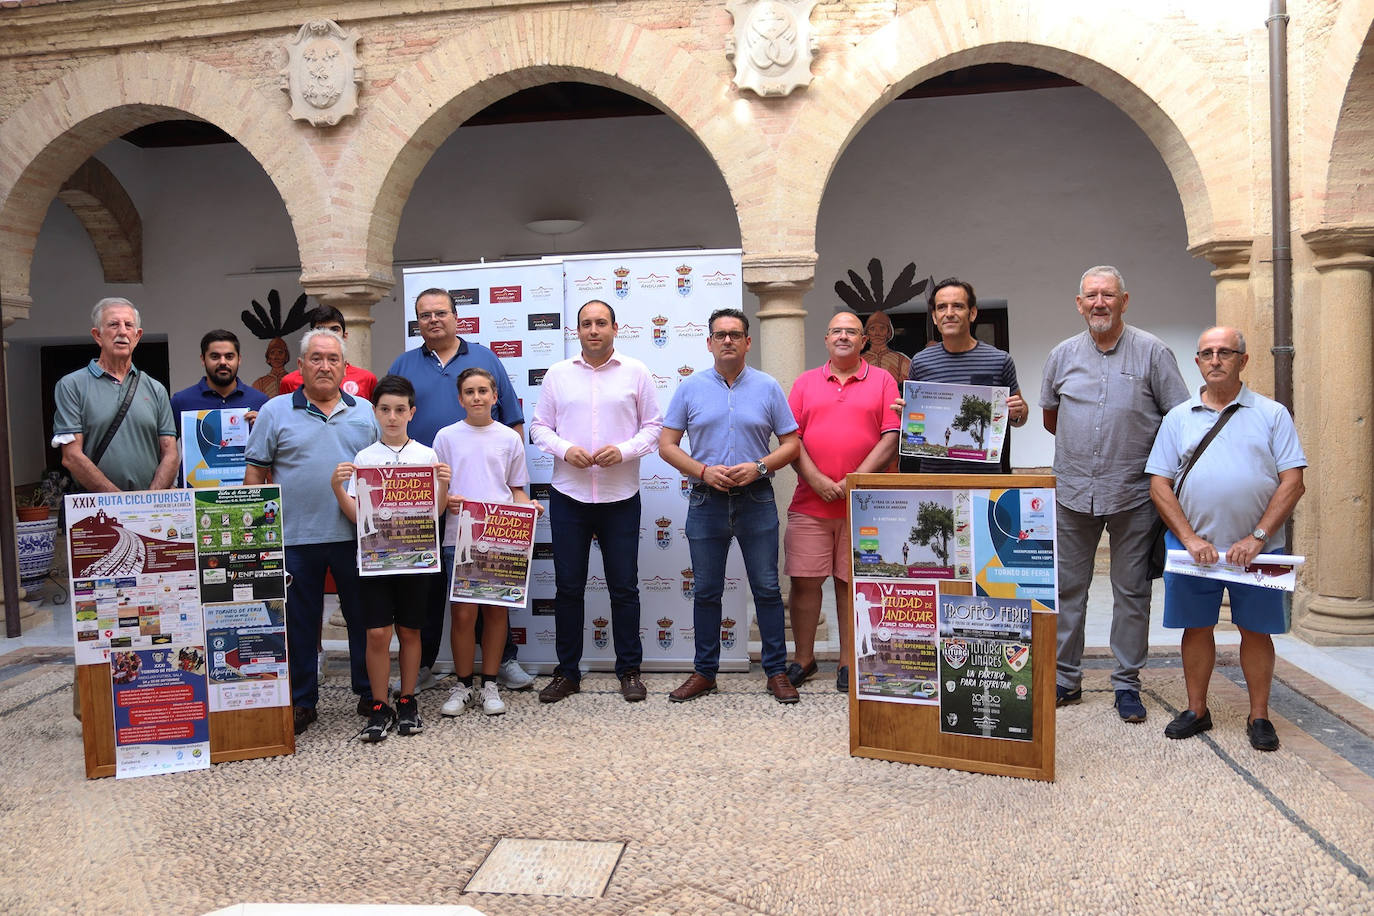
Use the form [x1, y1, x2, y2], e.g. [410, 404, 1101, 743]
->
[402, 250, 750, 672]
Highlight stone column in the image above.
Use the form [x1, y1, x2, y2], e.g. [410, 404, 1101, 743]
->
[743, 252, 815, 518]
[1294, 227, 1374, 644]
[299, 277, 391, 374]
[1191, 240, 1262, 389]
[1, 295, 37, 629]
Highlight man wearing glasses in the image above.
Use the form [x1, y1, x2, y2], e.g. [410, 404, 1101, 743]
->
[386, 288, 536, 693]
[1147, 327, 1305, 751]
[659, 308, 801, 703]
[1040, 266, 1189, 723]
[784, 311, 899, 694]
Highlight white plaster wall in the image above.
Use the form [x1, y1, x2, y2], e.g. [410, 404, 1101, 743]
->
[10, 86, 1208, 481]
[814, 87, 1213, 469]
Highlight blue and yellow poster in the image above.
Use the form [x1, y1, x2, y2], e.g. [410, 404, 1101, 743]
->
[972, 488, 1057, 612]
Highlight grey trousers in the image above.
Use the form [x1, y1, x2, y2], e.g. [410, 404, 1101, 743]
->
[1055, 499, 1159, 692]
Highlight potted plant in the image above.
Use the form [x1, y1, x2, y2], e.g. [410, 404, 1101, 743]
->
[13, 471, 68, 586]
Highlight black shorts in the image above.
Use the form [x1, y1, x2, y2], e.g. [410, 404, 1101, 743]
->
[359, 574, 434, 630]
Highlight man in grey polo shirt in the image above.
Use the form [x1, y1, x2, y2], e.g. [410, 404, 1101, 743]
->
[53, 297, 178, 492]
[1148, 327, 1305, 751]
[245, 328, 379, 735]
[1040, 266, 1189, 722]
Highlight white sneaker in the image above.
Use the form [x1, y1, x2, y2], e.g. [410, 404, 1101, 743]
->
[480, 681, 506, 716]
[317, 650, 326, 681]
[391, 666, 438, 696]
[497, 658, 534, 690]
[441, 684, 474, 717]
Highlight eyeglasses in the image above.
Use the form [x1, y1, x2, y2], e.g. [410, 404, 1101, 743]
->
[1079, 291, 1120, 303]
[1196, 348, 1242, 361]
[417, 310, 452, 322]
[710, 330, 745, 341]
[826, 328, 862, 338]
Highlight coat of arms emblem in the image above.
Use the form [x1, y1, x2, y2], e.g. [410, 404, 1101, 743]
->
[725, 0, 819, 98]
[280, 20, 362, 126]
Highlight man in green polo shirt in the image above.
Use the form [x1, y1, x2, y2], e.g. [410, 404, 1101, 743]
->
[52, 297, 178, 492]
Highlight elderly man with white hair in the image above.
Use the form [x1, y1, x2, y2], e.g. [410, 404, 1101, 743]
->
[245, 328, 379, 735]
[1040, 266, 1189, 723]
[53, 297, 179, 492]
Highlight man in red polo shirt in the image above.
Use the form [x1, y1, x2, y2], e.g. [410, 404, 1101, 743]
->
[785, 310, 899, 693]
[279, 305, 377, 401]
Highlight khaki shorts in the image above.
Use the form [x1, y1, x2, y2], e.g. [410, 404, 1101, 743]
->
[783, 511, 851, 581]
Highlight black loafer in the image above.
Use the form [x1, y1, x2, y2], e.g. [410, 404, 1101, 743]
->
[785, 660, 818, 687]
[1247, 717, 1280, 751]
[1164, 708, 1213, 739]
[836, 665, 849, 693]
[1055, 685, 1082, 707]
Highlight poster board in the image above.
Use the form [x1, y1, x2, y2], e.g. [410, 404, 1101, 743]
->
[846, 473, 1057, 782]
[67, 487, 293, 778]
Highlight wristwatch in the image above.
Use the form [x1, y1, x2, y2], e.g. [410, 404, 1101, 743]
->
[1251, 527, 1268, 542]
[755, 459, 769, 478]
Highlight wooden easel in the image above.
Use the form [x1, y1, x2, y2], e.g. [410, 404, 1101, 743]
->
[846, 473, 1056, 782]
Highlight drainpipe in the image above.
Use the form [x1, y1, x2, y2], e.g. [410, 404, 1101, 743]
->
[1269, 0, 1294, 411]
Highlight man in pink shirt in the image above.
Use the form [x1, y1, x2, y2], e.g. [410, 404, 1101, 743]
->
[786, 310, 899, 693]
[529, 300, 664, 703]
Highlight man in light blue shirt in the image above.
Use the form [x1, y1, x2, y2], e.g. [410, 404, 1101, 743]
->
[1147, 326, 1306, 752]
[245, 328, 379, 735]
[659, 308, 801, 704]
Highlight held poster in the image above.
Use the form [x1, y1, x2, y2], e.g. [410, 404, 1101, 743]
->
[111, 644, 211, 778]
[354, 465, 441, 576]
[66, 490, 202, 665]
[853, 579, 939, 705]
[1164, 550, 1304, 592]
[449, 500, 538, 608]
[938, 592, 1034, 742]
[900, 381, 1009, 463]
[194, 486, 286, 604]
[181, 408, 251, 488]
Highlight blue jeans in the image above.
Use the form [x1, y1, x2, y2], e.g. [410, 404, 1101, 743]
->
[550, 488, 643, 680]
[285, 540, 369, 709]
[685, 481, 786, 678]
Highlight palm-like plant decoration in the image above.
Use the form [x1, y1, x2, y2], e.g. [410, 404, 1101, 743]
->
[241, 289, 312, 342]
[834, 258, 932, 314]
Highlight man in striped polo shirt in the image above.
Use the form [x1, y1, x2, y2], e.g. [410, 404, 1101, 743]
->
[897, 277, 1028, 474]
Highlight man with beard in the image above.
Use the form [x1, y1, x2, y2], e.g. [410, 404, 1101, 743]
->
[1040, 266, 1189, 723]
[170, 329, 269, 424]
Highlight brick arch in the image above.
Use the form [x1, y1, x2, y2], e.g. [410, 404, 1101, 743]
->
[1310, 1, 1374, 224]
[778, 3, 1237, 255]
[326, 8, 766, 289]
[0, 52, 325, 314]
[58, 158, 143, 284]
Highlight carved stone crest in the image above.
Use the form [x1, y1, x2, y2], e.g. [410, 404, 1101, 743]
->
[725, 0, 819, 98]
[280, 20, 361, 127]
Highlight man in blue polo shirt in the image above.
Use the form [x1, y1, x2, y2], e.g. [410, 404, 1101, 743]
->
[659, 307, 801, 704]
[245, 328, 379, 735]
[170, 329, 269, 422]
[387, 288, 534, 692]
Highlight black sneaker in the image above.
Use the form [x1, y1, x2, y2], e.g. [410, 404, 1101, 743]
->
[356, 694, 373, 716]
[395, 694, 424, 736]
[360, 701, 395, 743]
[1055, 685, 1082, 707]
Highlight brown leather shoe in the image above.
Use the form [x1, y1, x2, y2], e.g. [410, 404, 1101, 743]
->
[538, 674, 580, 704]
[669, 672, 717, 702]
[619, 670, 647, 702]
[767, 673, 800, 704]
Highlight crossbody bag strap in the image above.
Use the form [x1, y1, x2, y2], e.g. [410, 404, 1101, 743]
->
[88, 370, 142, 468]
[1173, 403, 1239, 496]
